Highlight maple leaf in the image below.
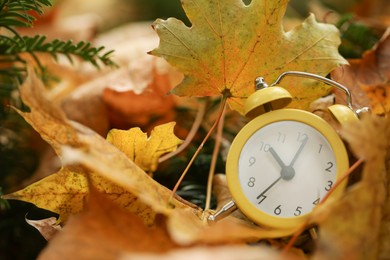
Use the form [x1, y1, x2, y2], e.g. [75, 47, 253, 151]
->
[106, 122, 182, 173]
[151, 0, 347, 113]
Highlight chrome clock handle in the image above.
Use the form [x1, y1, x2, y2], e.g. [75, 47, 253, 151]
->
[270, 71, 354, 111]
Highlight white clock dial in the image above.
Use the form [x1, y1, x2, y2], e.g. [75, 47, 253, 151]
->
[238, 120, 336, 218]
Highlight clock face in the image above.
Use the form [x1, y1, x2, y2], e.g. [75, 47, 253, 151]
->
[237, 120, 336, 218]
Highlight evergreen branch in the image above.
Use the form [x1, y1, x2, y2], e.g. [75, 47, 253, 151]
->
[0, 0, 52, 30]
[0, 35, 116, 68]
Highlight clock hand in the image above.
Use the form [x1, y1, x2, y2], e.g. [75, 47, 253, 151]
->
[257, 137, 308, 200]
[269, 147, 287, 169]
[256, 176, 282, 200]
[269, 147, 295, 180]
[289, 135, 308, 167]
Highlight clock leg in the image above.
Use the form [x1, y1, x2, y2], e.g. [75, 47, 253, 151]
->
[208, 200, 237, 222]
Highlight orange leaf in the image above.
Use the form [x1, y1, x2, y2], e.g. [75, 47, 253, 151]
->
[331, 28, 390, 115]
[39, 187, 178, 259]
[102, 58, 179, 130]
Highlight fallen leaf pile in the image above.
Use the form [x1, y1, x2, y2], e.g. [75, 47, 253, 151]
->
[5, 69, 298, 259]
[310, 114, 390, 259]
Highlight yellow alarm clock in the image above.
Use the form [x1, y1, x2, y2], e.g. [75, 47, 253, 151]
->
[209, 71, 361, 230]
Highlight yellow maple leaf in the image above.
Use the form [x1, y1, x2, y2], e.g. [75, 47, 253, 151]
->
[107, 122, 182, 173]
[151, 0, 347, 113]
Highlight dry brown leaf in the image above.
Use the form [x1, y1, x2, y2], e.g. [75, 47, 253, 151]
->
[102, 64, 177, 130]
[38, 186, 178, 260]
[312, 181, 385, 260]
[341, 115, 390, 169]
[331, 28, 390, 115]
[120, 245, 285, 260]
[61, 91, 109, 136]
[25, 217, 62, 241]
[212, 174, 252, 222]
[212, 174, 233, 208]
[353, 0, 390, 29]
[15, 68, 83, 155]
[167, 208, 298, 246]
[379, 152, 390, 259]
[39, 185, 291, 260]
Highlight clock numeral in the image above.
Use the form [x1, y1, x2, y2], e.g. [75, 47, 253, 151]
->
[297, 132, 308, 142]
[259, 141, 271, 152]
[248, 157, 256, 166]
[325, 180, 333, 191]
[277, 132, 286, 143]
[318, 144, 323, 154]
[274, 205, 282, 215]
[294, 206, 302, 216]
[313, 198, 320, 205]
[257, 194, 267, 204]
[325, 162, 334, 172]
[247, 177, 256, 187]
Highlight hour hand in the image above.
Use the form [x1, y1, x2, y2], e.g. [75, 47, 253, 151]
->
[269, 147, 287, 170]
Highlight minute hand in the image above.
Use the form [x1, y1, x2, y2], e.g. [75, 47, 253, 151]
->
[289, 136, 308, 167]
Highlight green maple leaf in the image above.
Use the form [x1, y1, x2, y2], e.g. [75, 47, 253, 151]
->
[151, 0, 347, 113]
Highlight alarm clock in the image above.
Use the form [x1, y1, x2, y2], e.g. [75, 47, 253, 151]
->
[209, 71, 361, 230]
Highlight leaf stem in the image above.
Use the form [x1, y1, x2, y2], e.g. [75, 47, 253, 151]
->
[158, 100, 207, 163]
[204, 102, 226, 211]
[169, 96, 228, 205]
[282, 158, 364, 253]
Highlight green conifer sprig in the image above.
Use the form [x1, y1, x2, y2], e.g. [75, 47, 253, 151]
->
[0, 0, 52, 33]
[0, 35, 116, 73]
[0, 0, 116, 86]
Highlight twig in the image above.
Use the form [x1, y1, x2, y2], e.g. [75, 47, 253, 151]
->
[158, 100, 207, 163]
[169, 96, 228, 205]
[204, 102, 227, 211]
